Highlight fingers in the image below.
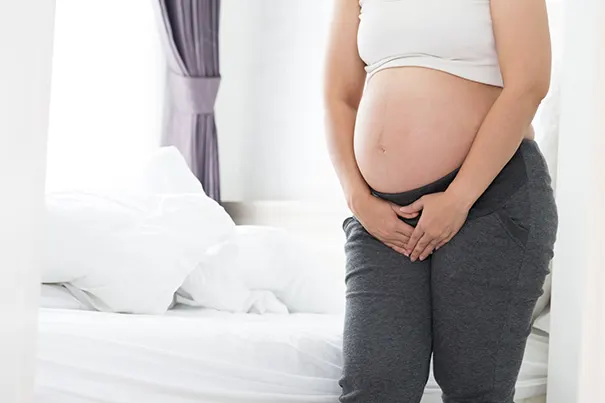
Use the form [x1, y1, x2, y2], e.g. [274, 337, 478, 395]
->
[409, 233, 432, 262]
[392, 235, 411, 252]
[395, 220, 415, 237]
[385, 242, 409, 256]
[391, 203, 419, 219]
[385, 237, 407, 249]
[395, 229, 455, 258]
[436, 239, 447, 250]
[436, 234, 455, 250]
[399, 196, 425, 215]
[385, 237, 410, 257]
[376, 203, 427, 257]
[418, 239, 440, 261]
[385, 212, 414, 248]
[406, 226, 424, 256]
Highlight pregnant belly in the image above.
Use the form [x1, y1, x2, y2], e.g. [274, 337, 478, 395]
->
[354, 67, 507, 193]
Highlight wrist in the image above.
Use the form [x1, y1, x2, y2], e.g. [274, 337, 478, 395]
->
[346, 187, 371, 215]
[445, 182, 478, 212]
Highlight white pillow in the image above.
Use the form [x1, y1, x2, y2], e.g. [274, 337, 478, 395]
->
[179, 225, 345, 314]
[43, 146, 236, 314]
[43, 191, 235, 314]
[124, 146, 207, 195]
[39, 284, 93, 310]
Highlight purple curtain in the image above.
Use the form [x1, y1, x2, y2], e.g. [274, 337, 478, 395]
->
[155, 0, 221, 201]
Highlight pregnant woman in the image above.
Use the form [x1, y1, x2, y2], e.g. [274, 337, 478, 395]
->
[324, 1, 557, 402]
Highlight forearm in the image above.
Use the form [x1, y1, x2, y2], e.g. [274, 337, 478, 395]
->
[325, 100, 370, 207]
[446, 88, 544, 209]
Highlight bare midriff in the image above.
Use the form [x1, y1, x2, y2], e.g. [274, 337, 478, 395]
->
[354, 67, 534, 193]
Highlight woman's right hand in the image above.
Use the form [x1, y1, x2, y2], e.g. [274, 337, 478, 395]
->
[349, 192, 417, 256]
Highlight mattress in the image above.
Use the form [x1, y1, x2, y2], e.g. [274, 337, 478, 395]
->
[35, 306, 549, 403]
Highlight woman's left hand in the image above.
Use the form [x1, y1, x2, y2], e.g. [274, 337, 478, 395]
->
[399, 192, 470, 261]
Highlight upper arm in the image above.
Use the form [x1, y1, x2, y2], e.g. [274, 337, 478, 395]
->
[491, 0, 552, 98]
[324, 0, 367, 109]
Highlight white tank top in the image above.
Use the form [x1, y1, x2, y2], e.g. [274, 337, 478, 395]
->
[357, 0, 504, 87]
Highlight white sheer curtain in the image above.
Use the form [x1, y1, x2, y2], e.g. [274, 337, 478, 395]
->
[0, 2, 55, 403]
[548, 0, 605, 402]
[46, 0, 164, 192]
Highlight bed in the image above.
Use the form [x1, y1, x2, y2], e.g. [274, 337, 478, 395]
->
[35, 303, 548, 403]
[36, 148, 551, 403]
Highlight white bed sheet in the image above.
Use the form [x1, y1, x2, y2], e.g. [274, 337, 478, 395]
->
[36, 307, 548, 403]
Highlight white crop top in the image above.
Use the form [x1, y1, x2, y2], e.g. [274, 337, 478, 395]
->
[357, 0, 503, 87]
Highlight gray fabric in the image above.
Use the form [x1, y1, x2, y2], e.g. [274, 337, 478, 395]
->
[155, 0, 221, 201]
[339, 140, 558, 403]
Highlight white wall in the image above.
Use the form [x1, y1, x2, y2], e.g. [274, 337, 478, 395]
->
[217, 0, 339, 202]
[0, 1, 55, 402]
[46, 0, 164, 192]
[547, 0, 605, 401]
[217, 0, 565, 203]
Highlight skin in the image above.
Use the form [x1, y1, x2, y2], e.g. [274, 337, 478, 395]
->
[324, 0, 551, 259]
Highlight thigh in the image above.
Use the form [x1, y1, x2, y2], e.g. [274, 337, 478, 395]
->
[431, 186, 552, 403]
[339, 217, 432, 403]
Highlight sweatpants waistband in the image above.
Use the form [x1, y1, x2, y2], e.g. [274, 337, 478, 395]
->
[371, 139, 540, 223]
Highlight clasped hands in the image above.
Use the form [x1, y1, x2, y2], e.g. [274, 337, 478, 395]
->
[351, 191, 470, 261]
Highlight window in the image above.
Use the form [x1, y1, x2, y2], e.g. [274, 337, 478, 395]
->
[46, 0, 164, 192]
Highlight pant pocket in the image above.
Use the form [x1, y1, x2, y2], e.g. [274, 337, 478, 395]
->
[495, 210, 529, 247]
[493, 183, 531, 248]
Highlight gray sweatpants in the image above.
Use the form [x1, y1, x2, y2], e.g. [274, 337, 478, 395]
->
[339, 140, 558, 403]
